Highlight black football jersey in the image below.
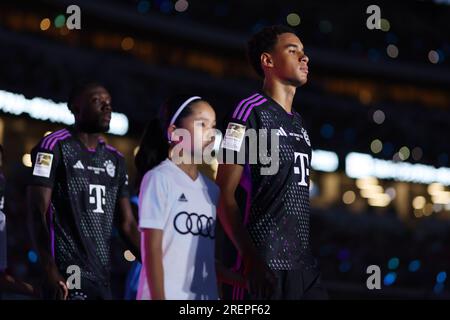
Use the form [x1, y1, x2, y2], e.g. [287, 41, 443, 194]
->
[219, 91, 317, 271]
[29, 128, 129, 284]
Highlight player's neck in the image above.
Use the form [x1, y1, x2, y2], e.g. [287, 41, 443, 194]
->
[73, 126, 100, 150]
[262, 78, 296, 113]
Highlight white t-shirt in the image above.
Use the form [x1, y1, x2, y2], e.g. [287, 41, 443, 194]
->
[137, 159, 220, 300]
[0, 211, 6, 272]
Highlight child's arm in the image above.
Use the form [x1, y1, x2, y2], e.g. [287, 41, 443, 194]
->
[142, 228, 165, 300]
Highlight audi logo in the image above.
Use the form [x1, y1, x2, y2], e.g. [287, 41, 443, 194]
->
[173, 211, 215, 239]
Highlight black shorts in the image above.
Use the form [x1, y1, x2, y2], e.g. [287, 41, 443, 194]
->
[225, 268, 328, 300]
[68, 277, 112, 300]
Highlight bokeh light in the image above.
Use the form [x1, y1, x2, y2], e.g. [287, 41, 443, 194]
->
[373, 110, 385, 124]
[428, 50, 439, 64]
[386, 44, 398, 58]
[380, 19, 390, 32]
[286, 13, 301, 27]
[408, 260, 421, 272]
[54, 14, 66, 28]
[175, 0, 189, 13]
[384, 272, 397, 286]
[388, 257, 399, 270]
[40, 18, 51, 31]
[342, 190, 356, 204]
[370, 139, 383, 154]
[121, 37, 135, 51]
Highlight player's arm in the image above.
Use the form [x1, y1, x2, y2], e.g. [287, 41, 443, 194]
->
[116, 197, 141, 262]
[142, 228, 165, 299]
[138, 170, 170, 300]
[27, 185, 67, 300]
[216, 164, 254, 258]
[27, 144, 67, 300]
[214, 222, 246, 296]
[216, 163, 276, 298]
[115, 158, 141, 262]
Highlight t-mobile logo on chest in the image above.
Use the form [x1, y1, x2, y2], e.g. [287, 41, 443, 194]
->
[89, 184, 106, 213]
[293, 152, 310, 187]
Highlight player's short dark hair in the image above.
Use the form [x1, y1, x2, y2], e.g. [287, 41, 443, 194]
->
[247, 25, 297, 78]
[67, 82, 105, 111]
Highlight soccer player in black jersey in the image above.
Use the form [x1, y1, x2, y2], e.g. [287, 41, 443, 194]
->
[27, 83, 140, 300]
[217, 25, 328, 300]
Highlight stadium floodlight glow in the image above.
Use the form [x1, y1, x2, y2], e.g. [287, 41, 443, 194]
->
[428, 182, 444, 195]
[0, 89, 129, 136]
[368, 194, 391, 207]
[356, 177, 379, 189]
[311, 149, 339, 172]
[360, 187, 384, 199]
[345, 152, 450, 186]
[432, 192, 450, 205]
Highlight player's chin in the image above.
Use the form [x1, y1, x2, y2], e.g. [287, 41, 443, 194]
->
[98, 120, 110, 132]
[289, 77, 307, 87]
[98, 124, 110, 133]
[298, 73, 308, 85]
[288, 73, 307, 87]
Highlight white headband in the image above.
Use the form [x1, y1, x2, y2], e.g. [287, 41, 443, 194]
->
[167, 96, 201, 141]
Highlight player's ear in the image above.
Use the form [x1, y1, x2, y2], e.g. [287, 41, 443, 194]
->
[261, 52, 274, 70]
[167, 124, 177, 142]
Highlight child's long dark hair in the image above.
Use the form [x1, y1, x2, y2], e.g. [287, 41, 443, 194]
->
[134, 94, 207, 188]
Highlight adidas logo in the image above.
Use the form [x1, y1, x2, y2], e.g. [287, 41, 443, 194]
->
[178, 193, 188, 202]
[73, 160, 85, 170]
[276, 127, 288, 137]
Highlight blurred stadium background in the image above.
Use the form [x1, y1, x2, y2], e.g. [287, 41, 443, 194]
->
[0, 0, 449, 299]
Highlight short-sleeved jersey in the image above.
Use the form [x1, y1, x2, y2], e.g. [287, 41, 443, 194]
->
[137, 159, 219, 300]
[29, 128, 129, 284]
[219, 91, 317, 271]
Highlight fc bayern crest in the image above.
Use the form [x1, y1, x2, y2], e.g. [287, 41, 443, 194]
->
[104, 160, 116, 177]
[301, 128, 311, 147]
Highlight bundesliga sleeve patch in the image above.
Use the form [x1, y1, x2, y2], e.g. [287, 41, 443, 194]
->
[221, 122, 246, 152]
[33, 152, 54, 178]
